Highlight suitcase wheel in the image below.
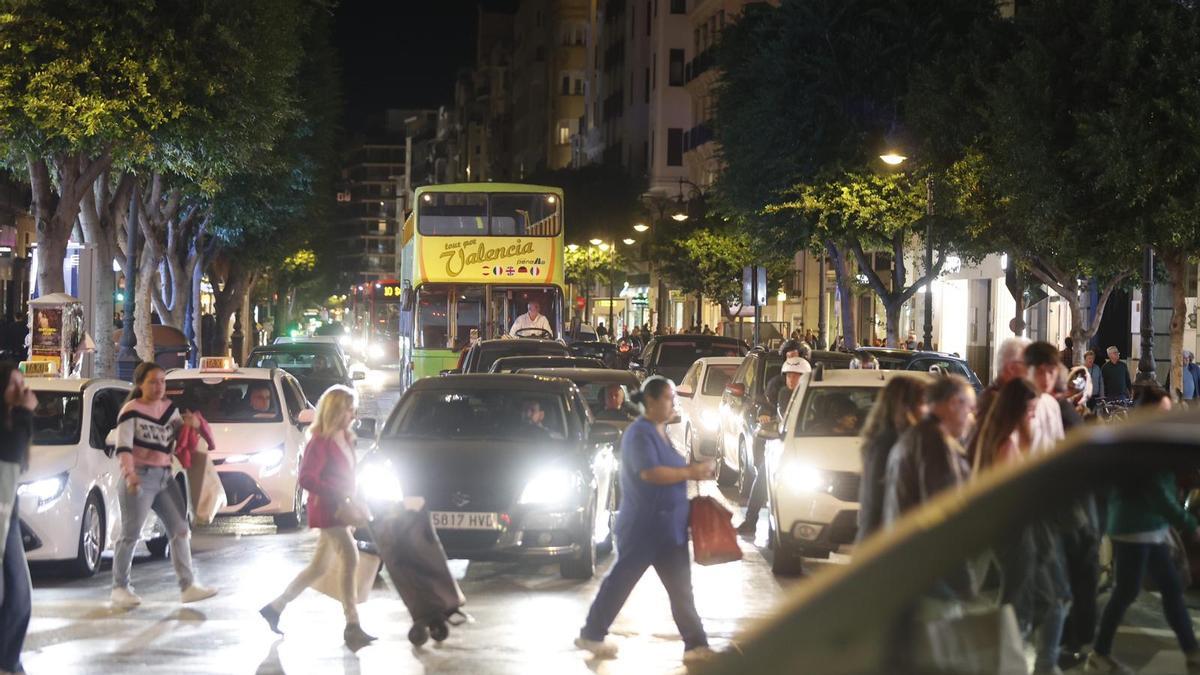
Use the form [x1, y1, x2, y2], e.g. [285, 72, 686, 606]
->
[430, 620, 449, 643]
[408, 624, 430, 646]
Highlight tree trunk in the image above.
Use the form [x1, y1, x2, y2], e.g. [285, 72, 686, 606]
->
[133, 243, 156, 363]
[90, 235, 117, 376]
[1028, 259, 1131, 367]
[1164, 251, 1188, 399]
[238, 276, 256, 365]
[213, 264, 249, 356]
[883, 301, 902, 348]
[826, 241, 857, 350]
[28, 152, 113, 296]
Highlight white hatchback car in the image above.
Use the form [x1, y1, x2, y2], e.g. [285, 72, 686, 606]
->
[165, 359, 314, 529]
[761, 368, 934, 575]
[19, 376, 187, 576]
[669, 356, 743, 483]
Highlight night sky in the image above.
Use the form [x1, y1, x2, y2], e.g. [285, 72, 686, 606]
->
[333, 0, 519, 132]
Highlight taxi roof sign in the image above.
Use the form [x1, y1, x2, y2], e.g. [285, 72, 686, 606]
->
[199, 356, 237, 373]
[19, 360, 58, 378]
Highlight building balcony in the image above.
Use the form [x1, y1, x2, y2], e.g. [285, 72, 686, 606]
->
[684, 48, 716, 84]
[682, 123, 713, 152]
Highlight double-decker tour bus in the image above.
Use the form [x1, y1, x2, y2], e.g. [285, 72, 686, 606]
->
[397, 183, 566, 386]
[349, 278, 403, 367]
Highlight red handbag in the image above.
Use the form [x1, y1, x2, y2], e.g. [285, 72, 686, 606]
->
[689, 496, 743, 565]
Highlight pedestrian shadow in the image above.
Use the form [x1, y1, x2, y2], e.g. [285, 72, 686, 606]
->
[113, 607, 208, 653]
[255, 637, 285, 675]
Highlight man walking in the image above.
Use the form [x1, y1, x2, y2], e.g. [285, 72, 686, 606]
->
[1181, 350, 1200, 401]
[1100, 347, 1132, 400]
[1084, 350, 1104, 402]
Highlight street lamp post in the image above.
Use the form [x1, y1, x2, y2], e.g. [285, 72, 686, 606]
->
[880, 152, 934, 350]
[1137, 245, 1156, 384]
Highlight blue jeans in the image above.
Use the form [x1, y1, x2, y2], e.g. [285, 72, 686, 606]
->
[1, 502, 31, 672]
[581, 541, 708, 651]
[112, 466, 194, 591]
[1095, 541, 1198, 656]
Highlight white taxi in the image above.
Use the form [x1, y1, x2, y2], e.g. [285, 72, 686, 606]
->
[760, 367, 934, 575]
[165, 357, 314, 529]
[18, 366, 188, 576]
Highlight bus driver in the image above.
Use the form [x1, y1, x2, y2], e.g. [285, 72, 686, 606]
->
[509, 300, 552, 338]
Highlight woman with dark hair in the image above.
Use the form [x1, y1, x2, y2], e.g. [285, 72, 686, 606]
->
[856, 375, 929, 543]
[110, 361, 216, 607]
[576, 376, 717, 665]
[0, 362, 36, 674]
[971, 378, 1039, 475]
[1088, 385, 1200, 673]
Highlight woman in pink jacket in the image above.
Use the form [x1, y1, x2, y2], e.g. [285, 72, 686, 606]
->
[260, 385, 375, 650]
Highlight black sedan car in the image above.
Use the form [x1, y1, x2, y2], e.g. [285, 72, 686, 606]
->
[488, 355, 606, 373]
[631, 334, 750, 384]
[246, 343, 362, 404]
[568, 340, 622, 368]
[854, 347, 984, 391]
[358, 375, 621, 579]
[448, 338, 571, 374]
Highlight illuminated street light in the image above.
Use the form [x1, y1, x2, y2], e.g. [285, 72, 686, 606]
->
[567, 243, 579, 252]
[589, 238, 603, 246]
[598, 242, 610, 252]
[879, 153, 907, 166]
[633, 223, 649, 232]
[622, 238, 635, 245]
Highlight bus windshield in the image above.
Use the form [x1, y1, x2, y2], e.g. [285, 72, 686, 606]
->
[418, 192, 561, 237]
[414, 284, 562, 350]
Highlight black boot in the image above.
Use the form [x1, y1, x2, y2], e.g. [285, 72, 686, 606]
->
[345, 622, 378, 651]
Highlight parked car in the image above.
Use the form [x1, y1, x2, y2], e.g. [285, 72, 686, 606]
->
[669, 357, 744, 484]
[247, 342, 362, 404]
[488, 355, 606, 373]
[759, 368, 936, 574]
[630, 335, 749, 384]
[855, 347, 983, 391]
[450, 338, 571, 374]
[165, 357, 315, 529]
[568, 340, 621, 368]
[357, 374, 621, 579]
[717, 350, 789, 491]
[19, 375, 188, 576]
[700, 408, 1198, 674]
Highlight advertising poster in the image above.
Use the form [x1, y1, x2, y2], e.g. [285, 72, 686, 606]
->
[30, 306, 63, 372]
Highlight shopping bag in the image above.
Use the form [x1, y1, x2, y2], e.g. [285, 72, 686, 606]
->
[689, 496, 742, 565]
[914, 603, 1028, 675]
[313, 540, 381, 605]
[187, 450, 226, 526]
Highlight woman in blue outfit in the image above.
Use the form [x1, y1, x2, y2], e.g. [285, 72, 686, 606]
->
[576, 376, 717, 665]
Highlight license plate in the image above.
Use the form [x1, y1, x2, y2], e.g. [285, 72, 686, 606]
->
[431, 511, 499, 530]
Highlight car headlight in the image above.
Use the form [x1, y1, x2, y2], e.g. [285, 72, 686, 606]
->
[700, 410, 720, 431]
[338, 335, 352, 347]
[781, 462, 830, 493]
[225, 445, 286, 471]
[368, 343, 385, 359]
[519, 468, 577, 505]
[18, 473, 68, 506]
[359, 460, 403, 502]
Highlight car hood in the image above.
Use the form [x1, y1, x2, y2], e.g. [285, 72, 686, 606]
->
[21, 444, 79, 481]
[206, 422, 289, 456]
[291, 374, 348, 404]
[781, 435, 863, 473]
[370, 437, 581, 508]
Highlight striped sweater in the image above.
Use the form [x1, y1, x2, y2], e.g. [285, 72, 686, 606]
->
[115, 398, 183, 474]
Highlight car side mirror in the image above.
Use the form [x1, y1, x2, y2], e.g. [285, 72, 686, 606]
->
[589, 422, 620, 446]
[296, 408, 316, 426]
[356, 417, 377, 439]
[725, 383, 746, 398]
[400, 287, 414, 311]
[352, 370, 366, 381]
[676, 385, 694, 399]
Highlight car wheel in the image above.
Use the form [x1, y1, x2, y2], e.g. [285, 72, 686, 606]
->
[68, 492, 105, 577]
[273, 481, 304, 530]
[737, 438, 753, 501]
[146, 536, 169, 559]
[561, 505, 597, 579]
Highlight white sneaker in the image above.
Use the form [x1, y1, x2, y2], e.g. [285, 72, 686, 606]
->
[574, 636, 619, 659]
[683, 646, 718, 664]
[111, 586, 142, 607]
[180, 584, 218, 604]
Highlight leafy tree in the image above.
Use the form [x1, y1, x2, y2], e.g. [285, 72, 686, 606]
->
[657, 226, 790, 318]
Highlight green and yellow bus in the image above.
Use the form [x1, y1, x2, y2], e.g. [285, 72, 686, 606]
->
[397, 183, 566, 386]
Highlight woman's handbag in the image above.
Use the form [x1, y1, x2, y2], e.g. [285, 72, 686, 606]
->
[335, 498, 370, 529]
[689, 496, 742, 565]
[187, 450, 227, 526]
[313, 539, 381, 604]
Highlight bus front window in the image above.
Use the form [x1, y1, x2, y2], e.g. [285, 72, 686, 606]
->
[490, 194, 561, 236]
[455, 287, 485, 350]
[416, 286, 450, 349]
[418, 193, 487, 236]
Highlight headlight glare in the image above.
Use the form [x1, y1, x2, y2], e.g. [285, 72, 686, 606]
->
[368, 343, 385, 359]
[700, 410, 720, 431]
[782, 462, 828, 493]
[519, 468, 575, 505]
[359, 462, 403, 502]
[18, 473, 68, 505]
[252, 445, 286, 469]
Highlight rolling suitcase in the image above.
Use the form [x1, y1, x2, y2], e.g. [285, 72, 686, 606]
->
[368, 506, 467, 646]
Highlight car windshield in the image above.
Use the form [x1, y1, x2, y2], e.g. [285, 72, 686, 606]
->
[247, 349, 346, 378]
[476, 343, 568, 372]
[386, 389, 567, 440]
[656, 341, 744, 367]
[701, 364, 739, 396]
[793, 387, 879, 437]
[31, 391, 83, 445]
[165, 378, 283, 423]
